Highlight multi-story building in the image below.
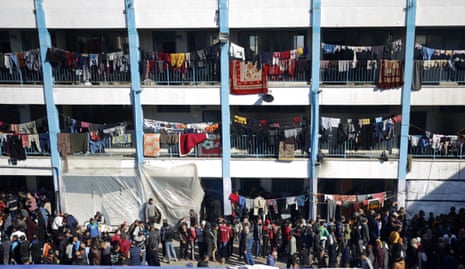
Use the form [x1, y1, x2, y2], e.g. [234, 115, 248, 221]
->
[1, 0, 464, 225]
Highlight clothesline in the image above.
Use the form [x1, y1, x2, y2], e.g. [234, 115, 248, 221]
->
[415, 43, 465, 60]
[321, 39, 403, 53]
[234, 190, 391, 203]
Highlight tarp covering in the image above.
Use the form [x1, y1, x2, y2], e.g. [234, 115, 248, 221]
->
[406, 180, 465, 217]
[61, 163, 204, 226]
[139, 163, 204, 226]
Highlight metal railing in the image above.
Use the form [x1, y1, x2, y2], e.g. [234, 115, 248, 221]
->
[143, 61, 220, 85]
[2, 60, 465, 85]
[320, 135, 400, 159]
[408, 139, 464, 159]
[7, 132, 465, 160]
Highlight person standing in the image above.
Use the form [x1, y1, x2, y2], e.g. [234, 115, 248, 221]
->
[146, 225, 161, 266]
[262, 219, 273, 257]
[254, 218, 263, 257]
[163, 221, 177, 263]
[145, 198, 160, 227]
[243, 225, 255, 265]
[179, 223, 189, 260]
[326, 228, 338, 267]
[129, 240, 141, 265]
[87, 218, 100, 241]
[203, 222, 214, 261]
[197, 222, 205, 260]
[218, 220, 231, 260]
[188, 223, 197, 260]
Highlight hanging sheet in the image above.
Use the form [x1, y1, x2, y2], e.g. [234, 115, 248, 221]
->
[377, 60, 404, 89]
[61, 163, 204, 227]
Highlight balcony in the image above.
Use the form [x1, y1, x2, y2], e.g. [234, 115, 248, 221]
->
[3, 131, 465, 161]
[408, 135, 464, 159]
[2, 60, 465, 86]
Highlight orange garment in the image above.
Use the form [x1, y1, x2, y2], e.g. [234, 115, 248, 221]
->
[144, 134, 160, 157]
[42, 242, 52, 257]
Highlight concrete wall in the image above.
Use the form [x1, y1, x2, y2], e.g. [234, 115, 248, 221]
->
[0, 1, 36, 28]
[3, 85, 465, 107]
[44, 0, 126, 29]
[321, 0, 406, 27]
[229, 0, 310, 28]
[4, 1, 465, 30]
[135, 0, 218, 29]
[417, 0, 465, 26]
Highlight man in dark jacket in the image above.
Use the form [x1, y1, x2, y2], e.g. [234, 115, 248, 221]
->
[146, 225, 161, 266]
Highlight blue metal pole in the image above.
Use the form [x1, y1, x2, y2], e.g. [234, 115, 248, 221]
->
[398, 0, 417, 208]
[34, 0, 62, 212]
[310, 0, 321, 220]
[125, 0, 144, 165]
[219, 0, 232, 216]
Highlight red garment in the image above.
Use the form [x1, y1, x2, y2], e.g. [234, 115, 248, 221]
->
[229, 193, 240, 205]
[283, 225, 292, 241]
[189, 227, 197, 241]
[157, 53, 171, 70]
[119, 239, 131, 256]
[179, 133, 208, 156]
[21, 134, 29, 148]
[219, 224, 230, 243]
[111, 234, 121, 246]
[65, 51, 74, 67]
[391, 114, 402, 124]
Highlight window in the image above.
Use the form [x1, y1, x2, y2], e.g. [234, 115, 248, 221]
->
[294, 35, 305, 49]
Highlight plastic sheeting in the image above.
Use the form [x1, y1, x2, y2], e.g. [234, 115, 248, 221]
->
[406, 180, 465, 217]
[61, 163, 204, 226]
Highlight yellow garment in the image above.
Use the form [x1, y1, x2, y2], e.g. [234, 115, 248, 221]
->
[390, 231, 400, 244]
[297, 47, 304, 56]
[170, 53, 185, 69]
[358, 118, 371, 126]
[233, 115, 247, 125]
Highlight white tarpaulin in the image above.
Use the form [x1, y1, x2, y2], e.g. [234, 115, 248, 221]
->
[61, 163, 204, 226]
[406, 180, 465, 217]
[139, 163, 204, 226]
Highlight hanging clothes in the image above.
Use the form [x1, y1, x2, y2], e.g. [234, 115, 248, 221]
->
[143, 133, 160, 157]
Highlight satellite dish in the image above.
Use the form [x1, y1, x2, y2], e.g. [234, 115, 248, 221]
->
[262, 94, 274, 103]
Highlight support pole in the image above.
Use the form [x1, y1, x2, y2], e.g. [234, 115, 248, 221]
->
[219, 0, 232, 216]
[398, 0, 417, 209]
[34, 0, 62, 212]
[125, 0, 144, 166]
[309, 0, 321, 220]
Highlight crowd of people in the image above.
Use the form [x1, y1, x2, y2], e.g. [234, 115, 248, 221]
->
[1, 190, 465, 269]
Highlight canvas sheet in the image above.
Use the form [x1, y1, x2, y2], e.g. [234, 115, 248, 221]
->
[61, 163, 204, 226]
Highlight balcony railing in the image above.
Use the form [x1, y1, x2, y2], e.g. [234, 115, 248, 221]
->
[407, 135, 464, 159]
[2, 60, 465, 85]
[5, 132, 464, 160]
[320, 135, 400, 159]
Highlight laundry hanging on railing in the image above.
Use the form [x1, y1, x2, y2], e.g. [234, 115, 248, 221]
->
[143, 118, 219, 134]
[0, 49, 41, 74]
[0, 116, 48, 134]
[376, 59, 404, 89]
[319, 114, 401, 150]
